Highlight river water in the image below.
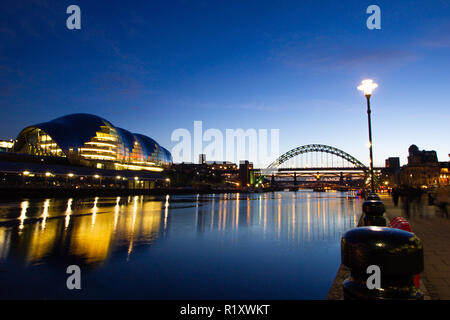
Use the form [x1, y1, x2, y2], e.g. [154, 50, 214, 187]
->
[0, 191, 361, 299]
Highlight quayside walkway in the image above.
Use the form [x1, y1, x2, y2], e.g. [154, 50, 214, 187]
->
[327, 193, 449, 300]
[380, 194, 450, 300]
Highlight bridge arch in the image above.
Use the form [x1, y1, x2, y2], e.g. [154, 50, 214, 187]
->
[257, 144, 368, 184]
[268, 144, 367, 169]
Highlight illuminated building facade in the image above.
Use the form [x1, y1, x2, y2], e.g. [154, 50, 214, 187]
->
[208, 161, 238, 171]
[439, 163, 449, 186]
[397, 145, 441, 187]
[0, 140, 14, 152]
[13, 114, 172, 172]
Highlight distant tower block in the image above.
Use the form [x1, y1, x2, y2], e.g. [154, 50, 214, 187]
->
[385, 157, 400, 169]
[239, 160, 254, 186]
[199, 154, 206, 165]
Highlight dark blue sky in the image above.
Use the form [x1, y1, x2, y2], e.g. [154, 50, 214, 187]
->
[0, 0, 449, 166]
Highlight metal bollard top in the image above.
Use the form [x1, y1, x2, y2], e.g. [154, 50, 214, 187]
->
[362, 200, 386, 216]
[341, 227, 424, 276]
[367, 193, 381, 200]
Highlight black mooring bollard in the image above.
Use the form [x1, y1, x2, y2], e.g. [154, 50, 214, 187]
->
[367, 193, 380, 200]
[362, 199, 386, 226]
[341, 227, 424, 300]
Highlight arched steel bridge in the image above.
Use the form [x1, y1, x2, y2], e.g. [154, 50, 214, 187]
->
[256, 144, 378, 185]
[268, 144, 367, 169]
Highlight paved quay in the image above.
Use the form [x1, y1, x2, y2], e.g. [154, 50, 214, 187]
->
[327, 193, 449, 300]
[380, 194, 450, 300]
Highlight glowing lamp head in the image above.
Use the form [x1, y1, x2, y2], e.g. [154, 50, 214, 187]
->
[357, 79, 378, 96]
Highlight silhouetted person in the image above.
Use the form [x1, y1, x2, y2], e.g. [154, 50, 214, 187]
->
[440, 203, 449, 218]
[428, 192, 434, 206]
[436, 187, 449, 218]
[400, 186, 412, 218]
[392, 188, 399, 207]
[415, 187, 424, 217]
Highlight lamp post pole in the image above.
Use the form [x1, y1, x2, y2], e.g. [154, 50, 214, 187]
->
[358, 79, 378, 193]
[366, 94, 375, 192]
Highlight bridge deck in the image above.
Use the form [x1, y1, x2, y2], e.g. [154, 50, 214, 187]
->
[251, 167, 383, 172]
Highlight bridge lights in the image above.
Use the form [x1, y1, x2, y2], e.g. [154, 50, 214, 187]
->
[358, 79, 378, 192]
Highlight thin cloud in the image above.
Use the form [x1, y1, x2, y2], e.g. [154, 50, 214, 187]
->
[93, 71, 154, 99]
[164, 96, 351, 113]
[268, 34, 417, 73]
[0, 0, 61, 39]
[420, 37, 450, 48]
[417, 20, 450, 49]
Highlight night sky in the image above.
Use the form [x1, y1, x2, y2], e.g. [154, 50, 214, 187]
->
[0, 0, 449, 167]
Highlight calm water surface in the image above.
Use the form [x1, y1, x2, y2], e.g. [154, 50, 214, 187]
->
[0, 191, 361, 299]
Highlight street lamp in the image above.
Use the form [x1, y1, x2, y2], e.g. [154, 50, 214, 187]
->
[358, 79, 378, 192]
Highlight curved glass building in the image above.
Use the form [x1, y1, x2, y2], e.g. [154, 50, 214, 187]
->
[14, 113, 172, 171]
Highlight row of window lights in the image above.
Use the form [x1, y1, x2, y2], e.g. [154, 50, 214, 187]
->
[20, 171, 152, 181]
[211, 165, 237, 170]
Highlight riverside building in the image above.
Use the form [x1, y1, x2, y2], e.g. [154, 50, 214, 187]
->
[0, 114, 172, 190]
[12, 113, 172, 171]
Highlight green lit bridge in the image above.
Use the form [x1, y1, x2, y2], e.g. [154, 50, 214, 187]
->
[252, 144, 383, 188]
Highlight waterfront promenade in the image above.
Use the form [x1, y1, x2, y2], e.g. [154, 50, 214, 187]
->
[328, 193, 450, 300]
[380, 194, 450, 300]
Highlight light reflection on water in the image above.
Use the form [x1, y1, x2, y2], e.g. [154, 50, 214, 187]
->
[0, 191, 361, 299]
